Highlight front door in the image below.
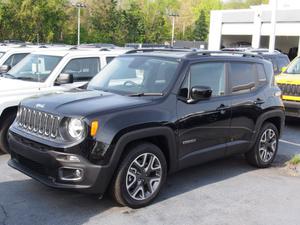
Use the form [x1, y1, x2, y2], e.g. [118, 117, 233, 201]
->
[176, 61, 231, 169]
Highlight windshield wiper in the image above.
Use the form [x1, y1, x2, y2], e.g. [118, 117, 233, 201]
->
[0, 73, 16, 79]
[128, 92, 164, 97]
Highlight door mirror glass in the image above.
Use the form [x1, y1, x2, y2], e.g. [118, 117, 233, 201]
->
[190, 86, 212, 101]
[55, 73, 73, 85]
[0, 65, 11, 74]
[281, 66, 287, 73]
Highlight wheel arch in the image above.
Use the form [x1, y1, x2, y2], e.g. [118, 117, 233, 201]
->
[0, 106, 18, 127]
[109, 127, 179, 175]
[252, 109, 285, 145]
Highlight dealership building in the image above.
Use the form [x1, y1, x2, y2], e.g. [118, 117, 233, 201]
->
[208, 0, 300, 56]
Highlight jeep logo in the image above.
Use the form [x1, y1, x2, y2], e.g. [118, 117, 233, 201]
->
[35, 103, 45, 109]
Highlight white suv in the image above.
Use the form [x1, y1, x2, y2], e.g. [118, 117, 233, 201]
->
[0, 49, 125, 153]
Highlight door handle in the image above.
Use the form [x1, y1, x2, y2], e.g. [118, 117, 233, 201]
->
[254, 98, 265, 105]
[217, 104, 230, 114]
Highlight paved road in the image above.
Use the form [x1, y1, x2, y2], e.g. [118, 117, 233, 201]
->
[0, 119, 300, 225]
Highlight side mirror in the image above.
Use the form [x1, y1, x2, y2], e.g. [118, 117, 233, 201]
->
[0, 65, 12, 74]
[55, 73, 73, 85]
[281, 66, 287, 73]
[190, 86, 212, 101]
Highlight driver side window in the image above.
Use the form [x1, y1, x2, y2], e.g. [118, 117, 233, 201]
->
[62, 57, 100, 82]
[180, 62, 226, 98]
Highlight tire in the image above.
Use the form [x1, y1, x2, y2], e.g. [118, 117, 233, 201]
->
[0, 113, 16, 154]
[112, 142, 167, 208]
[245, 122, 279, 168]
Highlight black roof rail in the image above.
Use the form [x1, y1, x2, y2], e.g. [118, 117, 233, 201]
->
[125, 48, 196, 54]
[186, 51, 264, 59]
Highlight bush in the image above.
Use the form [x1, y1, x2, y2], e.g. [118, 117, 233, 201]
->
[290, 154, 300, 165]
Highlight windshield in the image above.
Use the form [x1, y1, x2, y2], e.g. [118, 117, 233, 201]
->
[286, 58, 300, 74]
[7, 54, 62, 82]
[88, 56, 179, 95]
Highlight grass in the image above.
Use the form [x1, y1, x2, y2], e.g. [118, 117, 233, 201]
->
[290, 154, 300, 165]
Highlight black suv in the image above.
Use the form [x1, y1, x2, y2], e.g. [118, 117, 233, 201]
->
[8, 50, 285, 208]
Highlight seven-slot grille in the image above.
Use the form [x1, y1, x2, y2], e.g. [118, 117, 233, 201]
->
[277, 83, 300, 97]
[16, 106, 61, 139]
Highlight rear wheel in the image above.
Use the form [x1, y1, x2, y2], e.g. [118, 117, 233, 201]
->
[0, 113, 16, 154]
[112, 142, 167, 208]
[245, 122, 279, 168]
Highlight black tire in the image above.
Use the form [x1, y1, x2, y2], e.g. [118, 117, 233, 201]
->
[0, 113, 16, 154]
[112, 142, 167, 208]
[245, 122, 279, 168]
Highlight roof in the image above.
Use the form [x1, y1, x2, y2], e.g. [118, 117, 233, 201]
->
[124, 49, 264, 60]
[29, 49, 127, 57]
[125, 48, 195, 59]
[222, 48, 288, 57]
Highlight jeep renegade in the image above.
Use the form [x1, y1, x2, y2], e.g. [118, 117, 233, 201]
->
[8, 49, 285, 208]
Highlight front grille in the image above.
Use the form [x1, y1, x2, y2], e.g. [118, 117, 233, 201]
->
[16, 106, 61, 139]
[277, 83, 300, 97]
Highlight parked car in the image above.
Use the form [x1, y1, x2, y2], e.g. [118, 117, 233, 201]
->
[222, 48, 290, 75]
[0, 46, 72, 74]
[0, 49, 125, 153]
[276, 56, 300, 117]
[8, 49, 284, 208]
[248, 49, 290, 75]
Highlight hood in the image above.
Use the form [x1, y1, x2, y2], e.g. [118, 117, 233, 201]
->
[22, 89, 154, 117]
[276, 73, 300, 85]
[0, 77, 40, 94]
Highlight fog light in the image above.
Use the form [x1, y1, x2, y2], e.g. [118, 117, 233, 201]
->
[59, 167, 84, 181]
[56, 154, 80, 162]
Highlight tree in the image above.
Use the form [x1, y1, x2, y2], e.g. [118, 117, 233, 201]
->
[124, 2, 145, 43]
[193, 10, 208, 41]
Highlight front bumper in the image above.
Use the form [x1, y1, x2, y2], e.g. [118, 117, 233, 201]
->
[8, 131, 114, 194]
[283, 100, 300, 117]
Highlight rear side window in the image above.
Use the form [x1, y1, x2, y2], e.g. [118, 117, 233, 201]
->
[62, 57, 100, 82]
[256, 64, 267, 85]
[229, 62, 256, 94]
[4, 53, 28, 67]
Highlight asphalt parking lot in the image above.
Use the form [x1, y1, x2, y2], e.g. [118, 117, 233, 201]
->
[0, 119, 300, 225]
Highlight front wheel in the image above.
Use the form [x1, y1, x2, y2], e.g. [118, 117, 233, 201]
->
[245, 122, 279, 168]
[112, 142, 167, 208]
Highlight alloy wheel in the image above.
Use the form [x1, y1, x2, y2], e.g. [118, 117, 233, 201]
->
[259, 128, 277, 163]
[126, 153, 162, 201]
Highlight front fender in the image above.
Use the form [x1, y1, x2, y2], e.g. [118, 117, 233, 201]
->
[110, 126, 178, 173]
[91, 126, 178, 195]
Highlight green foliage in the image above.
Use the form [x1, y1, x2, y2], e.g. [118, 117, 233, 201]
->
[0, 0, 272, 45]
[0, 0, 68, 43]
[193, 10, 208, 41]
[290, 155, 300, 165]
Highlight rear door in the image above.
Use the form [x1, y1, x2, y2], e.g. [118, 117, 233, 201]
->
[227, 61, 267, 155]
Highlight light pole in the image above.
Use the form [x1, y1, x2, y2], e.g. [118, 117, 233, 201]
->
[73, 2, 86, 46]
[169, 12, 179, 47]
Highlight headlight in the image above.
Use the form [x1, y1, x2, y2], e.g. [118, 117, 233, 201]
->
[67, 118, 85, 140]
